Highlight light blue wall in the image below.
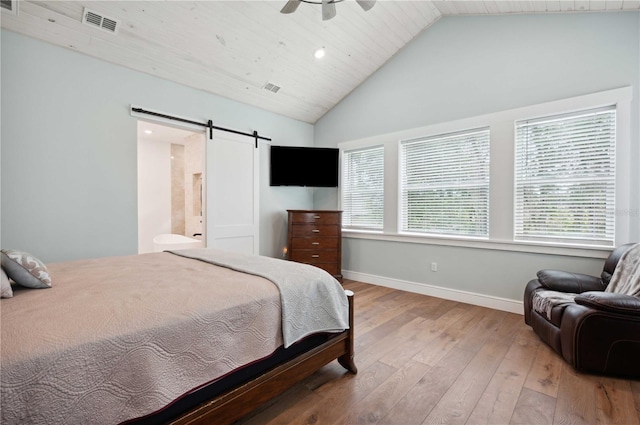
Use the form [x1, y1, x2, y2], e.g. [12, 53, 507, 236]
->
[315, 12, 639, 145]
[343, 239, 607, 301]
[1, 30, 314, 262]
[2, 12, 638, 303]
[314, 12, 640, 301]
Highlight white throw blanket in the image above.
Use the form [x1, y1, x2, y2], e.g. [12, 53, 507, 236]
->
[605, 243, 640, 296]
[169, 248, 350, 348]
[532, 290, 577, 320]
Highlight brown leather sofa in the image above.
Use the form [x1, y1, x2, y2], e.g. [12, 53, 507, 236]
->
[524, 243, 640, 378]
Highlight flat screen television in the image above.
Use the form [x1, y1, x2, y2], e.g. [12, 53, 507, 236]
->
[270, 146, 339, 187]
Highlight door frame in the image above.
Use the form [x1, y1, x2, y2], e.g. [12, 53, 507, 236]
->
[133, 110, 208, 249]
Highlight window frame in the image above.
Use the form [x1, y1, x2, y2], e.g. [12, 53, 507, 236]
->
[341, 145, 385, 232]
[337, 87, 632, 257]
[399, 127, 491, 239]
[513, 106, 617, 247]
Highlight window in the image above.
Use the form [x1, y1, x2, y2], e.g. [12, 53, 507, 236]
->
[342, 146, 384, 230]
[337, 87, 631, 253]
[514, 106, 616, 246]
[400, 128, 490, 237]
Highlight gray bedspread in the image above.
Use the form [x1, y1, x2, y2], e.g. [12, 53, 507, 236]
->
[169, 248, 349, 348]
[0, 249, 349, 425]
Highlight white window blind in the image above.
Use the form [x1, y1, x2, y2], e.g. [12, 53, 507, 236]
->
[342, 146, 384, 230]
[514, 106, 616, 246]
[400, 128, 490, 237]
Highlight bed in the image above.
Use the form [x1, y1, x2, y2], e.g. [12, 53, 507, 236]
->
[0, 248, 357, 425]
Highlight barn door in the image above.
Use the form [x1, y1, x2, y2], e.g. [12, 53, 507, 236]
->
[206, 131, 259, 255]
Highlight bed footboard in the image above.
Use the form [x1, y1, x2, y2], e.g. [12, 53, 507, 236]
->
[171, 291, 357, 425]
[338, 289, 357, 373]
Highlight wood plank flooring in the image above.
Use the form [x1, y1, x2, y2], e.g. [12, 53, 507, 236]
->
[235, 280, 640, 425]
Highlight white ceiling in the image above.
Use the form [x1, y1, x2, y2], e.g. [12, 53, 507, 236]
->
[2, 1, 639, 124]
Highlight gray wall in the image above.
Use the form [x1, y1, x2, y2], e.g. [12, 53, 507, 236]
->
[314, 12, 640, 301]
[1, 30, 314, 262]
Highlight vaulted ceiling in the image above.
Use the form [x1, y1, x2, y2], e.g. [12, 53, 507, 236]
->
[2, 1, 639, 123]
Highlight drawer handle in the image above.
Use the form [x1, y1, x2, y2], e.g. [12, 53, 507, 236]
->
[311, 255, 320, 258]
[314, 215, 321, 219]
[312, 242, 320, 245]
[312, 229, 320, 233]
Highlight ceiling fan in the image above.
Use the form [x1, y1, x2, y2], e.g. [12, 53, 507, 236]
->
[280, 0, 376, 21]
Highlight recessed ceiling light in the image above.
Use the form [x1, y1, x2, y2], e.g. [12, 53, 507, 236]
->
[144, 130, 153, 134]
[314, 48, 325, 59]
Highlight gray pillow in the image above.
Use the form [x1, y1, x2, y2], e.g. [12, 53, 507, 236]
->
[1, 267, 13, 298]
[1, 250, 52, 289]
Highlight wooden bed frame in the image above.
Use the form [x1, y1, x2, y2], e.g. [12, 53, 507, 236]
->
[170, 290, 357, 425]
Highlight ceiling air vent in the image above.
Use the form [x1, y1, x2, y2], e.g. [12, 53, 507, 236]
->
[82, 8, 120, 34]
[0, 0, 18, 15]
[262, 82, 281, 94]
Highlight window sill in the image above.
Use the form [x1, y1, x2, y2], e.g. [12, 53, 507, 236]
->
[341, 230, 613, 259]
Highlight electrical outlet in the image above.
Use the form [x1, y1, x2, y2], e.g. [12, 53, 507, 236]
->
[431, 262, 438, 272]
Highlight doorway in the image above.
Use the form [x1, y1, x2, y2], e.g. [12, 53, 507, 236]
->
[137, 120, 206, 254]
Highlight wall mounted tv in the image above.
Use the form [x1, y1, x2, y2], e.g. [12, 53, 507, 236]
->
[270, 146, 339, 187]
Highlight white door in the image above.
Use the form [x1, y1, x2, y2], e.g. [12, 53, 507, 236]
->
[206, 130, 259, 255]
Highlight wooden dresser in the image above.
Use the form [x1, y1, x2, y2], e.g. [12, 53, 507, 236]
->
[287, 210, 342, 283]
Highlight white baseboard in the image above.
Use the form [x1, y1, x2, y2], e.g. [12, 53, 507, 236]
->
[343, 270, 524, 315]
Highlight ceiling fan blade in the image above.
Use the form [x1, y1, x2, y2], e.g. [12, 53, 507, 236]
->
[356, 0, 376, 11]
[322, 0, 336, 20]
[280, 0, 301, 14]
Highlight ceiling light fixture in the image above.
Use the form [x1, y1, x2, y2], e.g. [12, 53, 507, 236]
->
[144, 130, 153, 134]
[280, 0, 376, 21]
[314, 48, 326, 59]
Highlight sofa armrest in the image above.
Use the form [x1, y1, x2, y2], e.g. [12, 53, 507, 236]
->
[560, 302, 640, 375]
[536, 269, 605, 293]
[574, 292, 640, 317]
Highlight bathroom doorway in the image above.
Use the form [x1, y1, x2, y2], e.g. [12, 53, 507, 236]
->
[137, 120, 206, 254]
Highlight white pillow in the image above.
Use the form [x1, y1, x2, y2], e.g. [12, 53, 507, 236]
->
[1, 267, 13, 298]
[1, 250, 52, 289]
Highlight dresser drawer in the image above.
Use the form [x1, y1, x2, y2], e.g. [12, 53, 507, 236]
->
[290, 250, 338, 264]
[290, 212, 341, 225]
[291, 224, 339, 237]
[290, 237, 339, 250]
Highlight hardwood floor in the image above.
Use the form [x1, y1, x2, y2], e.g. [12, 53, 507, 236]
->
[235, 281, 640, 425]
